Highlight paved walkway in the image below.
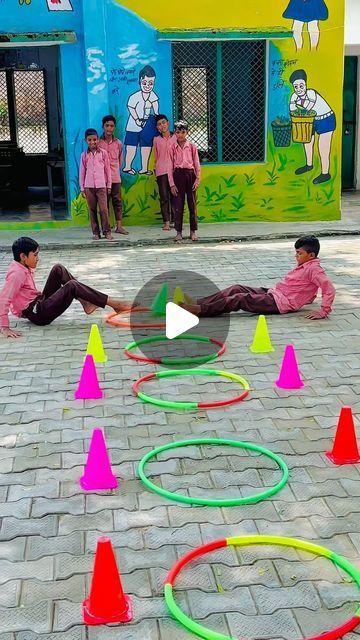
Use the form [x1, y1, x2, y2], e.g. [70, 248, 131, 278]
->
[0, 192, 359, 250]
[0, 236, 360, 639]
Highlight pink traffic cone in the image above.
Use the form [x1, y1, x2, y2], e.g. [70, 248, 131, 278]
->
[80, 429, 118, 491]
[275, 344, 304, 390]
[74, 355, 103, 400]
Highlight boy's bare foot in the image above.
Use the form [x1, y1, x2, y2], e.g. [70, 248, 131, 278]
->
[105, 233, 114, 241]
[107, 298, 138, 314]
[162, 223, 170, 231]
[180, 302, 201, 316]
[174, 233, 182, 242]
[79, 299, 98, 315]
[92, 234, 100, 241]
[115, 226, 129, 235]
[190, 232, 198, 241]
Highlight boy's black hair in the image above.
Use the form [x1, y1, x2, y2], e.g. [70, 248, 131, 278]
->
[156, 114, 169, 123]
[294, 235, 320, 256]
[12, 237, 39, 262]
[289, 69, 307, 84]
[174, 120, 189, 132]
[139, 65, 156, 82]
[102, 115, 116, 126]
[85, 128, 98, 139]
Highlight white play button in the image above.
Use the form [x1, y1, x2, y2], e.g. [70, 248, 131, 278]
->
[166, 302, 199, 340]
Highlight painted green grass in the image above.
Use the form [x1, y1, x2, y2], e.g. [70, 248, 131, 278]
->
[71, 138, 341, 226]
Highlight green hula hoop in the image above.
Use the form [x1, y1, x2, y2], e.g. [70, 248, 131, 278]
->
[165, 535, 360, 640]
[138, 438, 288, 506]
[132, 368, 250, 410]
[124, 334, 225, 366]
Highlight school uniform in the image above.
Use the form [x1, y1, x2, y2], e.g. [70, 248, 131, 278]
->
[98, 137, 124, 225]
[79, 148, 112, 237]
[0, 262, 107, 328]
[168, 140, 201, 234]
[197, 259, 335, 318]
[153, 133, 176, 224]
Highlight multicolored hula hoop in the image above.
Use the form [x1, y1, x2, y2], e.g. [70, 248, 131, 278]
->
[138, 438, 288, 506]
[106, 308, 166, 329]
[132, 368, 250, 410]
[124, 334, 225, 366]
[165, 535, 360, 640]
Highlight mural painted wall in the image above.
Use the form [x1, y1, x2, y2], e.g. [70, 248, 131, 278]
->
[0, 0, 345, 227]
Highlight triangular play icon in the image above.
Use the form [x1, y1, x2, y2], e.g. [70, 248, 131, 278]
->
[166, 302, 199, 340]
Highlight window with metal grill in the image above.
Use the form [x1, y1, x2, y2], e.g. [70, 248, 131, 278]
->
[173, 40, 266, 164]
[0, 69, 48, 154]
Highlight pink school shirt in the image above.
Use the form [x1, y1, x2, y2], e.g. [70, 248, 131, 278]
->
[98, 137, 123, 184]
[168, 140, 201, 188]
[268, 258, 336, 318]
[153, 133, 176, 177]
[0, 261, 42, 329]
[79, 148, 111, 191]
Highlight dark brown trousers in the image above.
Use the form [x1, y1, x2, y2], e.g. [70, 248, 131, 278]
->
[22, 264, 108, 326]
[156, 174, 173, 224]
[198, 285, 280, 317]
[84, 187, 110, 236]
[172, 168, 198, 233]
[108, 182, 123, 222]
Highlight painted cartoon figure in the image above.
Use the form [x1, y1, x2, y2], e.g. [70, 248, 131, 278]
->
[123, 65, 159, 176]
[19, 0, 73, 7]
[283, 0, 328, 50]
[289, 69, 336, 185]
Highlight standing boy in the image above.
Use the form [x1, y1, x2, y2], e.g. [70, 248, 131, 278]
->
[153, 114, 176, 231]
[123, 65, 159, 176]
[80, 128, 113, 240]
[98, 115, 128, 235]
[168, 121, 201, 242]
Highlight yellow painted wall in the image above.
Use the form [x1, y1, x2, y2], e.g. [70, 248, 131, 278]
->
[116, 0, 344, 31]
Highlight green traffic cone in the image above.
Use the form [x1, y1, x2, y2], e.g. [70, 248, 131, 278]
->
[150, 283, 168, 317]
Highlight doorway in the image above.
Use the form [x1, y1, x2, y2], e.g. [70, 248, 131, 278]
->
[342, 56, 358, 190]
[0, 45, 68, 221]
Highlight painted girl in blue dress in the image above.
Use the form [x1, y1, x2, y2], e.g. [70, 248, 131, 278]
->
[283, 0, 329, 50]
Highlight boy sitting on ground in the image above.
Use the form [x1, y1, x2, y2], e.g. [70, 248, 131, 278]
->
[181, 236, 335, 320]
[0, 237, 134, 338]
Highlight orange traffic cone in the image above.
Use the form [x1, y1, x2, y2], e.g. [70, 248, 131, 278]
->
[83, 537, 133, 625]
[326, 407, 360, 465]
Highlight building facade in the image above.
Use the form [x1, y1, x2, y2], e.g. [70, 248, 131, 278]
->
[0, 0, 345, 230]
[344, 0, 360, 190]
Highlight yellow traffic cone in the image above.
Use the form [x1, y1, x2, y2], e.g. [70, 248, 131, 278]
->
[250, 315, 274, 353]
[173, 286, 185, 305]
[86, 324, 108, 363]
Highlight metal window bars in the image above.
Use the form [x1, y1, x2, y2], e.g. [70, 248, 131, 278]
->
[173, 40, 266, 164]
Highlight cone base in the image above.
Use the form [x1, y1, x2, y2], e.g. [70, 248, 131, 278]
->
[82, 594, 133, 625]
[325, 451, 360, 465]
[250, 346, 274, 353]
[80, 474, 118, 491]
[74, 390, 104, 400]
[275, 380, 304, 390]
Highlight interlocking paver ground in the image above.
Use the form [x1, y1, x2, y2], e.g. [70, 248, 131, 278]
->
[0, 236, 359, 639]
